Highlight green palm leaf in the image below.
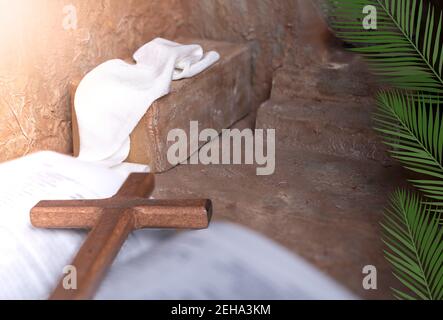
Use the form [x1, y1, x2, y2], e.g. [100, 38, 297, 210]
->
[374, 90, 443, 205]
[329, 0, 443, 95]
[328, 0, 443, 300]
[382, 189, 443, 300]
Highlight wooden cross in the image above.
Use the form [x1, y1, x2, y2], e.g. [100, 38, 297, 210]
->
[30, 173, 212, 300]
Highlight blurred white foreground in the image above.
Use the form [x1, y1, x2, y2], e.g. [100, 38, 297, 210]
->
[0, 151, 354, 300]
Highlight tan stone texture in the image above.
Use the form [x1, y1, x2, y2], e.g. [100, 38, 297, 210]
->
[179, 0, 299, 104]
[0, 0, 302, 162]
[71, 39, 252, 172]
[0, 0, 182, 162]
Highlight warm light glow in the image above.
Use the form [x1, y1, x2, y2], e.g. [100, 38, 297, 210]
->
[0, 0, 61, 68]
[0, 1, 24, 58]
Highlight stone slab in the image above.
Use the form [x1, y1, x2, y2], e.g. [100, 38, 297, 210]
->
[271, 54, 379, 103]
[152, 120, 407, 299]
[256, 98, 392, 164]
[150, 60, 407, 298]
[72, 39, 252, 172]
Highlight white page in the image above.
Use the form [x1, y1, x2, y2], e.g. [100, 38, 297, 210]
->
[97, 223, 356, 300]
[0, 151, 152, 299]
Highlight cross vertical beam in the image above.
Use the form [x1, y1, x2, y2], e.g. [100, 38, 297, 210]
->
[30, 173, 212, 300]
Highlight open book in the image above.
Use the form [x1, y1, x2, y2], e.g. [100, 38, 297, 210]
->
[0, 151, 354, 300]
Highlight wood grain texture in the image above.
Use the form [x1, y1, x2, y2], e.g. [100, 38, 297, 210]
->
[30, 173, 212, 300]
[50, 209, 135, 300]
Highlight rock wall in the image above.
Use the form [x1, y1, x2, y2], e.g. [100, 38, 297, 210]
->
[0, 0, 310, 161]
[178, 0, 299, 104]
[0, 0, 182, 161]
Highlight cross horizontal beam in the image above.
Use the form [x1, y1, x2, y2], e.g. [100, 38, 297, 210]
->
[31, 199, 212, 229]
[30, 173, 212, 299]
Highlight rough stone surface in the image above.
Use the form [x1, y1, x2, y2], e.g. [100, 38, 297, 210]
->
[179, 0, 299, 106]
[128, 39, 251, 172]
[0, 0, 306, 162]
[0, 0, 183, 162]
[153, 118, 407, 299]
[152, 49, 408, 298]
[271, 55, 380, 103]
[256, 98, 392, 164]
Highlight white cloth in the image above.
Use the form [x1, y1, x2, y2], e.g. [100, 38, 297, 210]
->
[0, 38, 221, 299]
[75, 38, 220, 167]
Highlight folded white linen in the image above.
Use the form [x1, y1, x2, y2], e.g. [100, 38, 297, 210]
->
[75, 38, 220, 167]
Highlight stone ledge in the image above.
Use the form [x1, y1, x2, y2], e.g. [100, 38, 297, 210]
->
[256, 98, 392, 164]
[271, 56, 379, 102]
[71, 39, 252, 172]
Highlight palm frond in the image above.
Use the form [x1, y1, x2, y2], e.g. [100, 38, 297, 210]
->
[329, 0, 443, 95]
[382, 189, 443, 300]
[374, 90, 443, 206]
